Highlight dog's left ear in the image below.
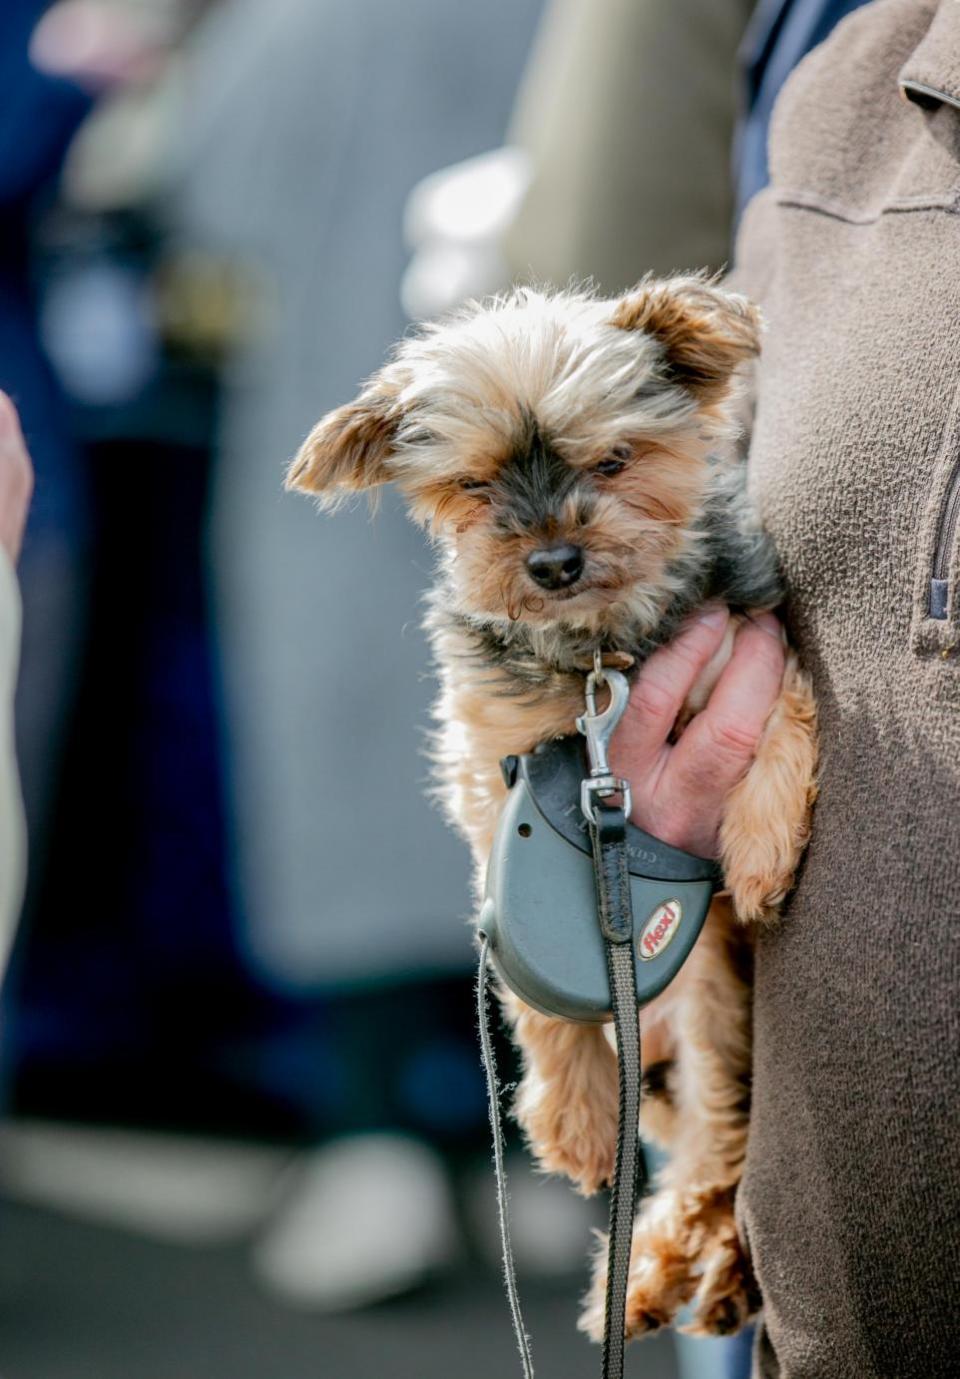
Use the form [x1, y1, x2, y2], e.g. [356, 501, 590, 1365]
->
[285, 377, 401, 506]
[611, 276, 761, 402]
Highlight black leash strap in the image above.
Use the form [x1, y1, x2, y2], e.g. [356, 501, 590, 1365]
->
[589, 800, 643, 1379]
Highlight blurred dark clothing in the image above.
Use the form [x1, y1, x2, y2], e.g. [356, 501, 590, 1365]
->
[0, 0, 95, 924]
[5, 420, 238, 1123]
[735, 0, 872, 217]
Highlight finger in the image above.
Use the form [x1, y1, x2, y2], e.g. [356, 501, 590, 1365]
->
[669, 613, 785, 796]
[609, 603, 730, 780]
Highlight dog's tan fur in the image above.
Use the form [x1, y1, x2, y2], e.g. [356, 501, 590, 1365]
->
[287, 277, 818, 1342]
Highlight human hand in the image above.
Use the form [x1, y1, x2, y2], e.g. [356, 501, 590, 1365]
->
[608, 606, 785, 859]
[0, 395, 34, 565]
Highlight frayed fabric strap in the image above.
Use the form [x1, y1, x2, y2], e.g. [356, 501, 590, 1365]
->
[477, 796, 643, 1379]
[477, 936, 536, 1378]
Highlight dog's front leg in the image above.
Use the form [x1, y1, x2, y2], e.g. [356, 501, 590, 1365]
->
[580, 901, 756, 1340]
[502, 989, 620, 1196]
[438, 668, 623, 1195]
[720, 650, 818, 922]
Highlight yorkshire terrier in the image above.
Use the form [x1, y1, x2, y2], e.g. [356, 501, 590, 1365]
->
[286, 276, 818, 1340]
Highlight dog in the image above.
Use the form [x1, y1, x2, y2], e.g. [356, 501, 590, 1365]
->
[286, 276, 818, 1340]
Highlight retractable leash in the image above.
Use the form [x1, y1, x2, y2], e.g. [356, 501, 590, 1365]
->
[477, 660, 721, 1379]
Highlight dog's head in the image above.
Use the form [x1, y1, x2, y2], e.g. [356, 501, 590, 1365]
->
[287, 277, 760, 632]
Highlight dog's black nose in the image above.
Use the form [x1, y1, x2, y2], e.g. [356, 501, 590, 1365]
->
[526, 543, 584, 590]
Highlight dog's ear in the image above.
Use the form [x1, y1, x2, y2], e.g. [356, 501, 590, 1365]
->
[285, 378, 401, 506]
[611, 276, 761, 402]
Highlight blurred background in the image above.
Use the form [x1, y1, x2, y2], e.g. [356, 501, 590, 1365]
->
[0, 1, 866, 1375]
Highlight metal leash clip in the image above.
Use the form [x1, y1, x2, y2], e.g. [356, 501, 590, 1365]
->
[575, 653, 632, 825]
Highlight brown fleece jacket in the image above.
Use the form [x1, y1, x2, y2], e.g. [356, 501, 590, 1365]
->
[733, 2, 960, 1375]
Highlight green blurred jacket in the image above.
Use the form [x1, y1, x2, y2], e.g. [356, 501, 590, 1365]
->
[502, 0, 755, 292]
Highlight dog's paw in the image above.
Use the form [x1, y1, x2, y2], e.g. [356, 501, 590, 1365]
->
[725, 871, 786, 925]
[682, 1223, 760, 1337]
[623, 1253, 694, 1339]
[579, 1191, 702, 1344]
[719, 659, 818, 926]
[578, 1256, 609, 1344]
[723, 810, 810, 922]
[722, 805, 802, 923]
[579, 1255, 675, 1343]
[516, 1074, 618, 1195]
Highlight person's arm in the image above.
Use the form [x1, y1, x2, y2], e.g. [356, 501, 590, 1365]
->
[0, 394, 33, 971]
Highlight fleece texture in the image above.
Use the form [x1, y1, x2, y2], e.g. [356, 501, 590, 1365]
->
[733, 2, 960, 1376]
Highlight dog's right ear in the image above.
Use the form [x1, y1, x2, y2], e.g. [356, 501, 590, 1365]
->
[611, 275, 761, 404]
[285, 379, 400, 507]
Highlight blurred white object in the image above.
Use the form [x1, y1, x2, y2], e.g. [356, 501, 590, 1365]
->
[465, 1152, 598, 1278]
[60, 74, 184, 213]
[400, 147, 531, 319]
[252, 1135, 457, 1310]
[0, 1121, 290, 1243]
[40, 261, 158, 406]
[403, 146, 531, 248]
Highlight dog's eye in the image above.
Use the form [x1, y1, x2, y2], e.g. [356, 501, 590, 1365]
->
[459, 477, 490, 492]
[594, 446, 631, 477]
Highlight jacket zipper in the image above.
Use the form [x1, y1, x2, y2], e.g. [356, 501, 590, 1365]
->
[903, 78, 960, 620]
[930, 458, 960, 619]
[901, 80, 960, 113]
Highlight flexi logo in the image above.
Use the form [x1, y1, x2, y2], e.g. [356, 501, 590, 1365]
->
[638, 899, 682, 961]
